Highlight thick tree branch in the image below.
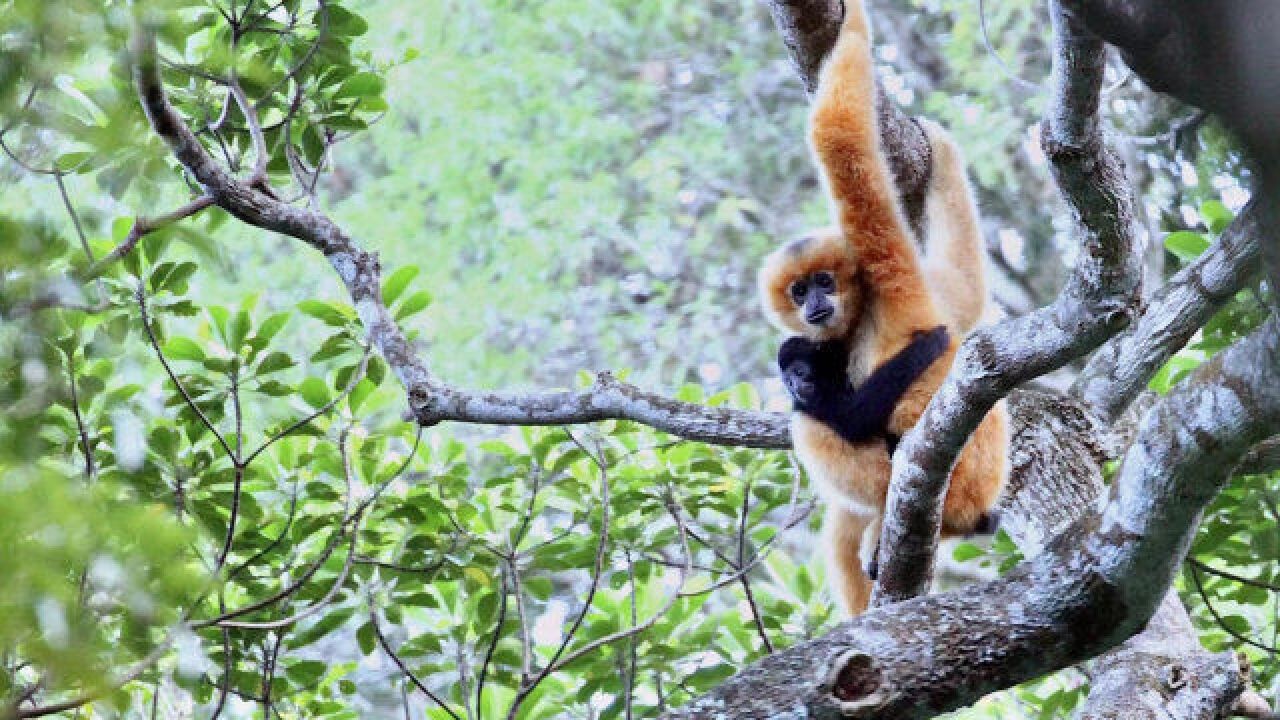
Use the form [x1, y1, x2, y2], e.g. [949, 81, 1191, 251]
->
[1076, 199, 1263, 421]
[129, 24, 789, 450]
[670, 316, 1280, 719]
[870, 0, 1143, 604]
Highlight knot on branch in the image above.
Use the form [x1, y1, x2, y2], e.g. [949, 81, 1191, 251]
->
[1038, 122, 1102, 166]
[407, 384, 441, 427]
[818, 649, 895, 717]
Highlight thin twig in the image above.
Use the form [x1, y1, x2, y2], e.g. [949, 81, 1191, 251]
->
[1188, 557, 1280, 593]
[506, 430, 611, 719]
[83, 196, 215, 280]
[474, 571, 509, 717]
[136, 284, 237, 460]
[369, 604, 462, 720]
[1187, 562, 1278, 653]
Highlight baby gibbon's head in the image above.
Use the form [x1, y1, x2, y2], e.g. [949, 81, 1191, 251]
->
[758, 229, 864, 342]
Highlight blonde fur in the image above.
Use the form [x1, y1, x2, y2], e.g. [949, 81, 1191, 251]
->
[758, 2, 1008, 616]
[919, 119, 990, 334]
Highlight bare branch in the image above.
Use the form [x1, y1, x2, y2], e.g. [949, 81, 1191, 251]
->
[129, 21, 788, 449]
[1076, 198, 1263, 421]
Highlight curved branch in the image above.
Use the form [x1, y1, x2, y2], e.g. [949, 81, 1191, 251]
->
[871, 0, 1143, 604]
[1076, 198, 1264, 421]
[669, 316, 1280, 719]
[129, 21, 789, 450]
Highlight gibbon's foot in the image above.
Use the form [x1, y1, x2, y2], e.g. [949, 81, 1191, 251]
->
[971, 509, 1001, 536]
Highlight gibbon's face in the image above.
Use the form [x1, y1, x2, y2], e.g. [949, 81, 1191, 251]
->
[758, 230, 863, 342]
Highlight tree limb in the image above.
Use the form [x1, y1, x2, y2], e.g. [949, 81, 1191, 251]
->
[128, 23, 788, 450]
[668, 315, 1279, 719]
[871, 0, 1143, 604]
[1076, 198, 1263, 421]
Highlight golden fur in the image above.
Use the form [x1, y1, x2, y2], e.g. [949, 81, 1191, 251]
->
[758, 1, 1009, 616]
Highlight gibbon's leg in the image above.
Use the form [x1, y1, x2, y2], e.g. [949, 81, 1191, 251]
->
[808, 0, 942, 356]
[824, 505, 874, 615]
[939, 400, 1010, 535]
[918, 119, 990, 335]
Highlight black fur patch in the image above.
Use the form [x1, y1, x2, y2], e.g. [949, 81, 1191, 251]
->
[779, 325, 950, 445]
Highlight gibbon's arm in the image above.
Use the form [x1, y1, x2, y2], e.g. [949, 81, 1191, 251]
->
[780, 326, 951, 444]
[918, 119, 989, 334]
[809, 1, 940, 342]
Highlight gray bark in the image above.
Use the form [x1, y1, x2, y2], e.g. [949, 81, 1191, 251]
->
[1076, 200, 1264, 421]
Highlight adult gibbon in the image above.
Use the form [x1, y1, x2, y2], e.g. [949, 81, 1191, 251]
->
[757, 0, 1008, 615]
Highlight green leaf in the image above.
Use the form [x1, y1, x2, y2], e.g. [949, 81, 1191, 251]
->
[1164, 230, 1209, 262]
[299, 377, 332, 408]
[382, 266, 420, 306]
[1201, 200, 1233, 235]
[256, 352, 295, 376]
[952, 542, 984, 562]
[334, 72, 384, 100]
[284, 660, 327, 685]
[324, 5, 370, 36]
[348, 378, 375, 413]
[163, 337, 205, 362]
[289, 607, 353, 648]
[55, 151, 93, 173]
[356, 622, 376, 656]
[1219, 614, 1252, 635]
[395, 290, 432, 321]
[297, 299, 353, 327]
[250, 312, 290, 350]
[229, 309, 251, 350]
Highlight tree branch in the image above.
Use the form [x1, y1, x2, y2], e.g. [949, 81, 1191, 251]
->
[668, 316, 1280, 719]
[128, 22, 789, 450]
[871, 0, 1143, 604]
[1076, 198, 1263, 421]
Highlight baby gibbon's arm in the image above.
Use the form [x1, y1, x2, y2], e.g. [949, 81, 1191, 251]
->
[780, 326, 950, 444]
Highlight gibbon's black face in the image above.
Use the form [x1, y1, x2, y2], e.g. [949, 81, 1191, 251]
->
[789, 271, 837, 326]
[777, 335, 848, 403]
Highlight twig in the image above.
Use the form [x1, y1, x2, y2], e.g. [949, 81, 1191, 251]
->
[136, 284, 237, 461]
[369, 603, 462, 720]
[83, 196, 215, 280]
[1187, 563, 1279, 653]
[474, 572, 509, 716]
[505, 431, 611, 719]
[1188, 557, 1280, 593]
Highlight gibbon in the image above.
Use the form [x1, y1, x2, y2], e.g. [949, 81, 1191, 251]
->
[757, 0, 1009, 616]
